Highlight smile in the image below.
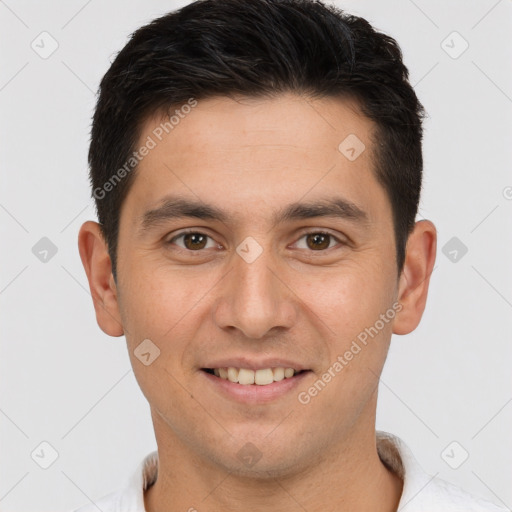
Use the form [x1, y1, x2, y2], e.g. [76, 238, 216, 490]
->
[203, 367, 302, 385]
[200, 366, 311, 404]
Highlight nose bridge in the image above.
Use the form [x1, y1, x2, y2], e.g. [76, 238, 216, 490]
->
[213, 240, 296, 339]
[237, 249, 276, 306]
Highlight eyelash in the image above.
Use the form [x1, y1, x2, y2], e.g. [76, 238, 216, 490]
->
[166, 229, 345, 252]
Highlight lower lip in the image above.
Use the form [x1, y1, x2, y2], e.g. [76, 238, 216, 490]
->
[200, 370, 311, 404]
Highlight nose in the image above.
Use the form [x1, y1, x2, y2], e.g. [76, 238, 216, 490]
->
[212, 244, 298, 340]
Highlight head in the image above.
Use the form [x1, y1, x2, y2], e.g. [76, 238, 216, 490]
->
[79, 0, 436, 477]
[88, 0, 426, 279]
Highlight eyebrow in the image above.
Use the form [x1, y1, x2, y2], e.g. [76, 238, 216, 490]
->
[139, 195, 369, 232]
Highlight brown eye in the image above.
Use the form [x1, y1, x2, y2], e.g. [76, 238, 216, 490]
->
[183, 233, 208, 250]
[169, 231, 217, 251]
[305, 233, 332, 250]
[293, 231, 342, 252]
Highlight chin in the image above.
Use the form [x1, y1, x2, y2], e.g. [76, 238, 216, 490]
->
[204, 436, 310, 479]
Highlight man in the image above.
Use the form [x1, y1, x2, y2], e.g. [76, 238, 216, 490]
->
[75, 0, 507, 510]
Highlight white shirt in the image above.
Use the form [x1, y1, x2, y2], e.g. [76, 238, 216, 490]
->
[73, 431, 508, 511]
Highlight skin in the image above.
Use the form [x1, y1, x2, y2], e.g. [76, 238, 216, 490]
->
[79, 93, 436, 512]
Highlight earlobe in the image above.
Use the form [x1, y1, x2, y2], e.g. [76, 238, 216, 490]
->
[78, 221, 124, 337]
[393, 220, 437, 335]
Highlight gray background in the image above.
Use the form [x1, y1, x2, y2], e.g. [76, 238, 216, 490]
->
[1, 1, 511, 511]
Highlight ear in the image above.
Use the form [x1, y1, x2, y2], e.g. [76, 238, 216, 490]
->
[393, 220, 437, 335]
[78, 221, 124, 337]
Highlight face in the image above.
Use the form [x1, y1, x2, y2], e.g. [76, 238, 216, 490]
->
[80, 93, 435, 477]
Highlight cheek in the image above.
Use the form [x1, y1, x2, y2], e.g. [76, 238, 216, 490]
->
[294, 267, 397, 425]
[116, 260, 223, 376]
[117, 259, 189, 335]
[300, 259, 395, 338]
[117, 268, 198, 409]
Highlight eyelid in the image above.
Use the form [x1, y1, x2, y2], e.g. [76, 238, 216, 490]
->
[291, 229, 346, 250]
[165, 228, 347, 251]
[166, 228, 222, 250]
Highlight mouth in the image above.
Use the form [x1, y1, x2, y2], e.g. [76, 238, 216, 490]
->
[201, 366, 306, 386]
[200, 365, 311, 403]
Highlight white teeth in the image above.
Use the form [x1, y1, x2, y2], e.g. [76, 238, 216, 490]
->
[255, 368, 274, 385]
[273, 367, 285, 381]
[227, 367, 239, 383]
[238, 368, 255, 385]
[211, 367, 300, 385]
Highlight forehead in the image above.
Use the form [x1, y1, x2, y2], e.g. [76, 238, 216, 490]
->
[121, 93, 390, 227]
[145, 93, 372, 160]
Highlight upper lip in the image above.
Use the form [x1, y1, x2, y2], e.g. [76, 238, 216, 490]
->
[201, 358, 308, 372]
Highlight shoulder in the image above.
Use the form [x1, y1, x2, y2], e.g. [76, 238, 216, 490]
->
[376, 431, 509, 512]
[423, 476, 509, 511]
[70, 451, 158, 512]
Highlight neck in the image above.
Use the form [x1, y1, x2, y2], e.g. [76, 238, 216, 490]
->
[144, 403, 403, 512]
